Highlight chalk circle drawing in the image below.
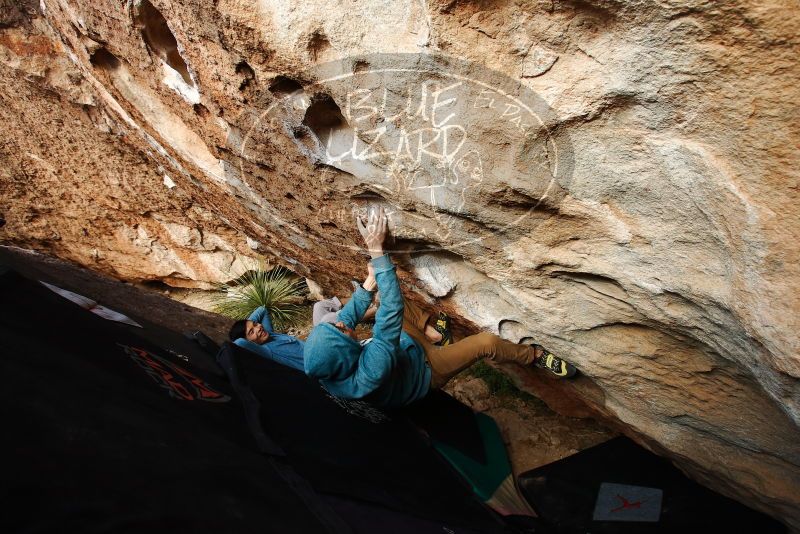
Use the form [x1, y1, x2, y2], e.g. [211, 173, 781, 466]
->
[227, 54, 574, 254]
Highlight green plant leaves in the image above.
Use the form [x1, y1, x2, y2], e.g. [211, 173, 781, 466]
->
[211, 264, 307, 331]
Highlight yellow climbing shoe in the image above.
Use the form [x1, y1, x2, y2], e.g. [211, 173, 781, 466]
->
[532, 345, 577, 378]
[433, 312, 453, 346]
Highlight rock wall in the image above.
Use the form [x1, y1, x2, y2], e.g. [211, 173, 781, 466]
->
[0, 0, 798, 528]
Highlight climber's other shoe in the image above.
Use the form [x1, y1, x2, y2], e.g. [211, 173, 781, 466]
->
[433, 312, 453, 346]
[532, 344, 577, 378]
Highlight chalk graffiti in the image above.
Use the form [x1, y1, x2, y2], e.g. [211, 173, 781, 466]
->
[228, 54, 573, 252]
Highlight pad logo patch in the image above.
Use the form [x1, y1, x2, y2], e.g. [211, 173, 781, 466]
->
[121, 344, 230, 402]
[324, 389, 390, 424]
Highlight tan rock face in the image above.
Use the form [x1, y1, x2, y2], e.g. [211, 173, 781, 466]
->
[0, 0, 798, 528]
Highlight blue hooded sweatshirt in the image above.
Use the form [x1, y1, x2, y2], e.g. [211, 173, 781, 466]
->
[303, 254, 432, 408]
[234, 306, 305, 371]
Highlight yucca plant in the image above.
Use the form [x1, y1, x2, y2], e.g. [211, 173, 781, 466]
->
[211, 263, 307, 331]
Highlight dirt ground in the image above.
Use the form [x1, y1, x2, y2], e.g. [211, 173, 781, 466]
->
[0, 245, 616, 475]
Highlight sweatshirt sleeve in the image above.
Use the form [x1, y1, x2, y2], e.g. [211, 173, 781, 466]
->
[234, 338, 274, 359]
[324, 339, 396, 398]
[369, 254, 403, 350]
[248, 306, 274, 332]
[336, 285, 375, 329]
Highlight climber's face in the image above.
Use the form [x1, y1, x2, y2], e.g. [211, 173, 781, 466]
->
[245, 320, 270, 344]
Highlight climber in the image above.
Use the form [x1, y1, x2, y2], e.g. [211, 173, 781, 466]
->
[228, 307, 305, 371]
[313, 292, 453, 345]
[303, 206, 577, 409]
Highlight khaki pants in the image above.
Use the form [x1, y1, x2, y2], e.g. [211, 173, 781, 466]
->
[401, 298, 537, 389]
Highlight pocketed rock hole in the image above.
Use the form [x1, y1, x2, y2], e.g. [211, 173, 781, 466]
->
[268, 76, 304, 99]
[89, 47, 121, 71]
[193, 103, 209, 118]
[307, 31, 332, 61]
[236, 60, 255, 91]
[302, 94, 352, 155]
[133, 0, 194, 87]
[353, 59, 369, 73]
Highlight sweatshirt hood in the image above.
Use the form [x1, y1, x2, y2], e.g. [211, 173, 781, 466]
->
[304, 322, 362, 379]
